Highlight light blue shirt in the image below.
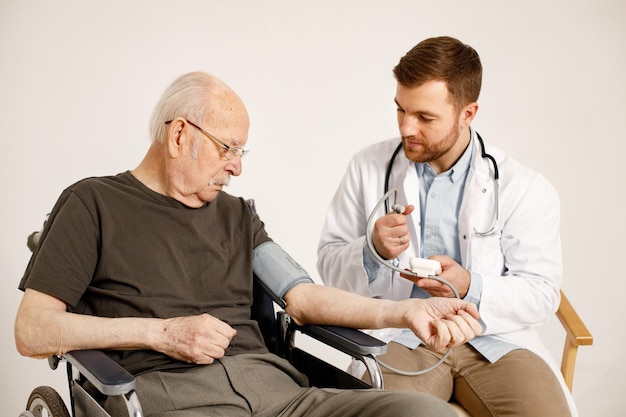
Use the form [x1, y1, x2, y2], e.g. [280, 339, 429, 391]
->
[364, 135, 519, 362]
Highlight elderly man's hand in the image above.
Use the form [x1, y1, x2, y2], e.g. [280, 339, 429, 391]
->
[158, 314, 237, 364]
[404, 297, 482, 352]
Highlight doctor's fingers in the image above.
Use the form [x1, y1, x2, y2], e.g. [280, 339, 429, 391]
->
[386, 232, 410, 257]
[374, 211, 410, 235]
[416, 278, 455, 298]
[383, 224, 411, 246]
[376, 242, 406, 261]
[372, 230, 409, 260]
[377, 209, 410, 228]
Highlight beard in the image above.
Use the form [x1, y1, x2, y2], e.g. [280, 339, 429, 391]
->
[402, 118, 461, 163]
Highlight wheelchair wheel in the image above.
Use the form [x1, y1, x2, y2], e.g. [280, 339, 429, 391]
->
[24, 386, 70, 417]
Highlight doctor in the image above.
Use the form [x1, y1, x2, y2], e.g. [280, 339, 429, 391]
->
[317, 36, 576, 417]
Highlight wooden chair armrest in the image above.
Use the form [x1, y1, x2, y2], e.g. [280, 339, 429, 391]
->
[555, 290, 593, 391]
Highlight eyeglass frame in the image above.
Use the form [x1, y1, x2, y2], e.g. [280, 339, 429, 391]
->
[164, 119, 248, 160]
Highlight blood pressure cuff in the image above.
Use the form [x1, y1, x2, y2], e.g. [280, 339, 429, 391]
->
[252, 241, 314, 308]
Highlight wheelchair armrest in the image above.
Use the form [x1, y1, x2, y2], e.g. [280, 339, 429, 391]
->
[279, 313, 386, 389]
[296, 323, 387, 357]
[64, 350, 137, 396]
[277, 311, 386, 357]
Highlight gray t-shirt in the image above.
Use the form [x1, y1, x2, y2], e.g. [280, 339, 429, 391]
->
[20, 171, 272, 375]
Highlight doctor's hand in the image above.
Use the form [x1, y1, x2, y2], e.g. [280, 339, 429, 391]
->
[372, 204, 415, 259]
[404, 297, 482, 352]
[401, 255, 471, 298]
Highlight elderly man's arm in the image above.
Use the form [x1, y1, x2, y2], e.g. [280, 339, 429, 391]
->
[283, 282, 482, 352]
[14, 288, 237, 364]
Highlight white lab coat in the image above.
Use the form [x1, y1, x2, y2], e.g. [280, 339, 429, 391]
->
[317, 131, 577, 415]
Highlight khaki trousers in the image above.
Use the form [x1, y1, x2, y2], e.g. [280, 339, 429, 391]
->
[105, 353, 455, 417]
[363, 342, 571, 417]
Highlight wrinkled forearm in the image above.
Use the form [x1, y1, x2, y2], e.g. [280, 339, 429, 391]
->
[15, 288, 163, 359]
[284, 282, 407, 330]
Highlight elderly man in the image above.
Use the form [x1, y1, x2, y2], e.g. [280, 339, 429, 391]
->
[15, 71, 481, 417]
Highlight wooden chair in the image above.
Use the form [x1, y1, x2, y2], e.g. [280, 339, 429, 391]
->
[451, 289, 593, 416]
[556, 290, 594, 391]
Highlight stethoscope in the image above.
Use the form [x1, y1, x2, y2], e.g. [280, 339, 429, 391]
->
[384, 131, 500, 236]
[365, 130, 499, 376]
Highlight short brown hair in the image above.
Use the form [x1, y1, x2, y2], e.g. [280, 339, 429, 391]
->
[393, 36, 482, 110]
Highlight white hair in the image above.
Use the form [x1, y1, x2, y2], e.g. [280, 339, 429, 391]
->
[148, 72, 227, 144]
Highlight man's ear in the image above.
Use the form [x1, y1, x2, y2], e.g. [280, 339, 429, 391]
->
[460, 102, 479, 128]
[166, 119, 186, 158]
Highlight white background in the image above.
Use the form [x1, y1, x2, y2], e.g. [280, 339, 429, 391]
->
[1, 1, 624, 415]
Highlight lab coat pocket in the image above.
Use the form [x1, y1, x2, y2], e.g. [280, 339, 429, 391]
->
[468, 232, 505, 273]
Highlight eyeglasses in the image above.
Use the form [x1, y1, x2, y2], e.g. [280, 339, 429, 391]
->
[165, 119, 248, 160]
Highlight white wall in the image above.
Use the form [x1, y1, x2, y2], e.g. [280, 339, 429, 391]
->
[1, 1, 624, 415]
